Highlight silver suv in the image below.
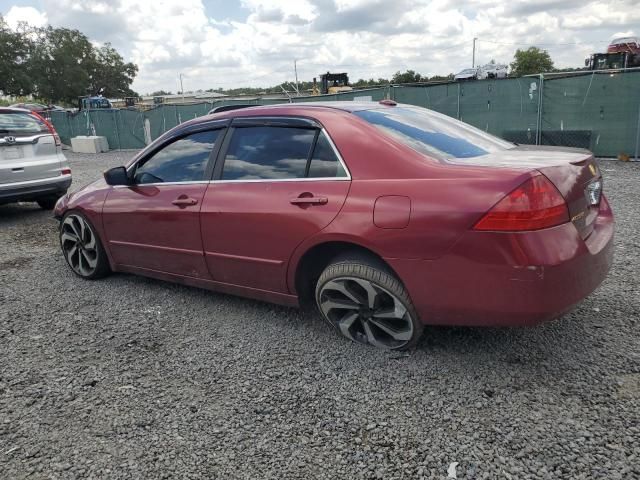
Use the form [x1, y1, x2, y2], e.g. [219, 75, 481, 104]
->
[0, 107, 71, 209]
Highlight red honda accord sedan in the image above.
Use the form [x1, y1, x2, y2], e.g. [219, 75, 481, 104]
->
[54, 101, 614, 350]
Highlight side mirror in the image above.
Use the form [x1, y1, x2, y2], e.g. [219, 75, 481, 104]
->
[104, 166, 131, 186]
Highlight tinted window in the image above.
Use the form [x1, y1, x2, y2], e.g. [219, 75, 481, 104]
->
[0, 112, 48, 135]
[135, 130, 219, 184]
[308, 132, 347, 178]
[222, 127, 315, 180]
[354, 107, 514, 159]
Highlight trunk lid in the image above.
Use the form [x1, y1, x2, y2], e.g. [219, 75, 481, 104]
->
[0, 110, 62, 185]
[458, 146, 602, 238]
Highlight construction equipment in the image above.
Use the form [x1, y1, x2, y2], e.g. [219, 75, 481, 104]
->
[78, 95, 113, 111]
[316, 72, 352, 95]
[124, 97, 139, 108]
[586, 37, 640, 70]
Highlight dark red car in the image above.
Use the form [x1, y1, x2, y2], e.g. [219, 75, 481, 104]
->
[55, 102, 614, 350]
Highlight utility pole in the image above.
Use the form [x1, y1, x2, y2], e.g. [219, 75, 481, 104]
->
[472, 37, 477, 68]
[294, 60, 300, 96]
[179, 73, 185, 104]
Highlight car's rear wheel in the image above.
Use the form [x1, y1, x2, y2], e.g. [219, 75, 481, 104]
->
[60, 212, 110, 279]
[37, 195, 61, 210]
[315, 256, 423, 350]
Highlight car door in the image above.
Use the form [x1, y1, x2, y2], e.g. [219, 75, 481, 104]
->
[102, 125, 224, 279]
[200, 117, 351, 293]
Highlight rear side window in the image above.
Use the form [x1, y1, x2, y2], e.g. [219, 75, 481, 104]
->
[0, 113, 48, 136]
[354, 107, 514, 159]
[222, 126, 347, 180]
[134, 130, 220, 184]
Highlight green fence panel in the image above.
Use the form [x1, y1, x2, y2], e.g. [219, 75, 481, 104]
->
[49, 73, 640, 157]
[460, 77, 540, 145]
[393, 84, 459, 119]
[114, 109, 147, 149]
[542, 71, 640, 156]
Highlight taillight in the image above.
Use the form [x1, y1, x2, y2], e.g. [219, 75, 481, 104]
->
[473, 174, 569, 232]
[61, 168, 71, 175]
[31, 111, 61, 147]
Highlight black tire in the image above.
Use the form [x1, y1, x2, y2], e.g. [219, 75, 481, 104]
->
[315, 253, 423, 350]
[37, 195, 60, 210]
[59, 211, 111, 280]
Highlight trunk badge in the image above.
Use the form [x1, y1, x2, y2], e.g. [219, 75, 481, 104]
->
[586, 180, 602, 206]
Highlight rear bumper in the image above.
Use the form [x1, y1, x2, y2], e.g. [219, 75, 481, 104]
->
[388, 196, 614, 326]
[0, 175, 72, 203]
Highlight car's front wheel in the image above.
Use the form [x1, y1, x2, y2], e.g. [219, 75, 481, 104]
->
[60, 212, 110, 279]
[315, 255, 423, 350]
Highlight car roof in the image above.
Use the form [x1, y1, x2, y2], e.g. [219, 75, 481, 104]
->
[0, 107, 34, 114]
[223, 101, 393, 115]
[214, 101, 412, 121]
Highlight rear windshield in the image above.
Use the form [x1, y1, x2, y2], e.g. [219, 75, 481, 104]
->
[0, 112, 48, 136]
[354, 106, 514, 159]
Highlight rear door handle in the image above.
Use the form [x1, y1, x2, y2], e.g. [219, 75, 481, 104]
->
[172, 196, 198, 207]
[290, 196, 328, 205]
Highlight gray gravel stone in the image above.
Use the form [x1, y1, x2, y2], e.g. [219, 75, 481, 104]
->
[0, 152, 639, 479]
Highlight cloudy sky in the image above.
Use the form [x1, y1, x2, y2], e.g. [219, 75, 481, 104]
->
[1, 0, 639, 94]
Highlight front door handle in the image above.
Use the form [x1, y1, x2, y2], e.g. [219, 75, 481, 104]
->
[290, 196, 328, 205]
[172, 196, 198, 207]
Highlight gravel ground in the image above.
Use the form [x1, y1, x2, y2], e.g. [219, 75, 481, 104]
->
[1, 151, 639, 480]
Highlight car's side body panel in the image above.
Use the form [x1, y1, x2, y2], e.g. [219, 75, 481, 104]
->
[388, 195, 614, 326]
[201, 179, 350, 293]
[102, 183, 210, 278]
[116, 263, 299, 307]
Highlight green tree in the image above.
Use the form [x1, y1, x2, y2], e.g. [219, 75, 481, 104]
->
[391, 70, 423, 84]
[30, 27, 95, 103]
[429, 74, 454, 82]
[88, 43, 138, 98]
[510, 47, 555, 77]
[0, 16, 33, 96]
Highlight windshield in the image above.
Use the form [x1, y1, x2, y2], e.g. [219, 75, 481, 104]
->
[595, 53, 625, 69]
[458, 69, 477, 75]
[89, 98, 111, 108]
[354, 106, 514, 159]
[0, 112, 48, 136]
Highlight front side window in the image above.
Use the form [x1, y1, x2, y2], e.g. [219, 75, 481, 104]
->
[354, 106, 514, 159]
[134, 130, 220, 184]
[221, 126, 347, 180]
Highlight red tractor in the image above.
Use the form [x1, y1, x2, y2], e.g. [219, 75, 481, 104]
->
[586, 37, 640, 70]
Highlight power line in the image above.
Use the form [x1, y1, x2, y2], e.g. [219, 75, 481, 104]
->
[477, 39, 610, 46]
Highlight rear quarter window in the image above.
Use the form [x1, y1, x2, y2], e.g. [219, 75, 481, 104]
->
[354, 107, 514, 160]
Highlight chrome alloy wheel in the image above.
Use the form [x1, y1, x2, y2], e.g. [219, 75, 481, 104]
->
[317, 277, 414, 349]
[60, 214, 99, 277]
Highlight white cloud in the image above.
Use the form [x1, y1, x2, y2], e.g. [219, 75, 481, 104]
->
[5, 6, 47, 28]
[1, 0, 639, 94]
